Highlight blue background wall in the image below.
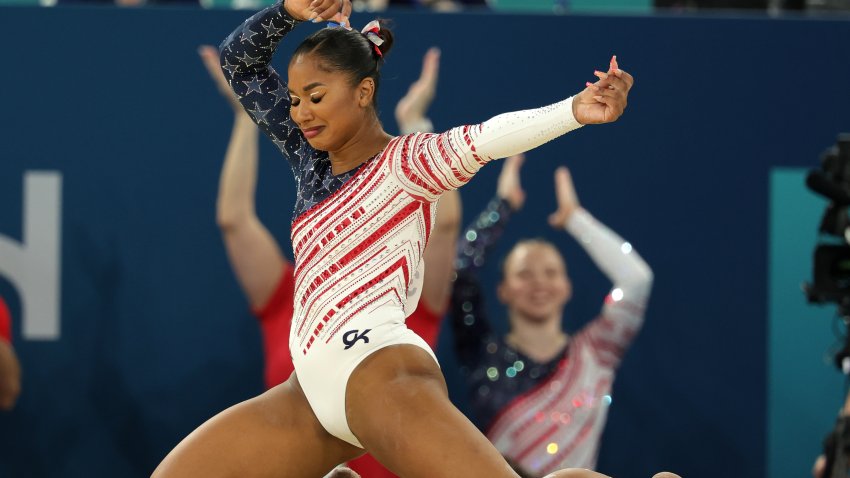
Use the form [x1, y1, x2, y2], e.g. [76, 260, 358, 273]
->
[0, 5, 849, 477]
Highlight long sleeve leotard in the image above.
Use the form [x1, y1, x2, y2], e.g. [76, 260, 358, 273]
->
[451, 199, 653, 474]
[219, 3, 583, 357]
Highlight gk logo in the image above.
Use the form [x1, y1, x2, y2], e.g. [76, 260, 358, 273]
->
[342, 329, 371, 350]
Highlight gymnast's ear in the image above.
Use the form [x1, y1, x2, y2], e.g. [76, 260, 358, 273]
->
[357, 77, 375, 108]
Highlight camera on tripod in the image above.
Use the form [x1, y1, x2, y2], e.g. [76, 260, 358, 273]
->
[805, 133, 850, 316]
[805, 134, 850, 478]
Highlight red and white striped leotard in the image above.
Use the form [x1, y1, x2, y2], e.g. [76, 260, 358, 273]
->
[221, 2, 584, 446]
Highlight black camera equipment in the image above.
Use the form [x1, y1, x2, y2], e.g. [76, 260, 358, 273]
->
[805, 134, 850, 324]
[805, 134, 850, 478]
[821, 416, 850, 478]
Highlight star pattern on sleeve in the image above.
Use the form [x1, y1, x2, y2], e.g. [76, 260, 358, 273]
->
[240, 28, 259, 46]
[269, 81, 289, 106]
[262, 19, 285, 38]
[243, 77, 266, 96]
[248, 101, 272, 125]
[220, 5, 369, 222]
[271, 137, 288, 152]
[236, 51, 261, 67]
[222, 57, 240, 75]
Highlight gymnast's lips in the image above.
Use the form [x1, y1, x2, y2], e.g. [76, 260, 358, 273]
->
[301, 126, 324, 139]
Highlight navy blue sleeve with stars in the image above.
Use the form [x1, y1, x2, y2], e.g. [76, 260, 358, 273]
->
[220, 4, 365, 220]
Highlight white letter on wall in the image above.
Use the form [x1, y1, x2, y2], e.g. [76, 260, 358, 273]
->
[0, 171, 62, 340]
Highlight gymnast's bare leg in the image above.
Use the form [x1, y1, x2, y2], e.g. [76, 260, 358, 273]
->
[345, 345, 519, 477]
[152, 374, 362, 478]
[545, 472, 682, 478]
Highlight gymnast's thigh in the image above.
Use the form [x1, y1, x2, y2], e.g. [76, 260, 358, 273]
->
[153, 374, 363, 478]
[345, 344, 519, 478]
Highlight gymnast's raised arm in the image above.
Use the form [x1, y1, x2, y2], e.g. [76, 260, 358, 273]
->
[391, 57, 634, 202]
[218, 0, 352, 160]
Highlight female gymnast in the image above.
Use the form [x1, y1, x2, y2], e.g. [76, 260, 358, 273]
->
[153, 0, 641, 475]
[198, 43, 458, 478]
[451, 158, 653, 476]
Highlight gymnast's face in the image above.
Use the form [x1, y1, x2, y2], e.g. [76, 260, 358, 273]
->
[498, 242, 572, 324]
[287, 53, 375, 152]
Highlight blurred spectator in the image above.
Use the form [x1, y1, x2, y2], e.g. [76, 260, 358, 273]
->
[54, 0, 198, 7]
[657, 0, 849, 12]
[655, 0, 766, 9]
[803, 0, 850, 11]
[399, 0, 488, 10]
[353, 0, 388, 9]
[354, 0, 488, 11]
[768, 0, 805, 9]
[0, 296, 21, 411]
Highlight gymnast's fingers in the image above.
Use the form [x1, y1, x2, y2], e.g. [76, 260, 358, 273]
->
[309, 0, 343, 22]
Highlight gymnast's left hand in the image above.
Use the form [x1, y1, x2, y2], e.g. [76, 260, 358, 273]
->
[572, 55, 634, 125]
[284, 0, 352, 24]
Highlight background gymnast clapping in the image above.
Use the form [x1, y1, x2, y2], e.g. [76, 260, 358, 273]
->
[449, 155, 652, 477]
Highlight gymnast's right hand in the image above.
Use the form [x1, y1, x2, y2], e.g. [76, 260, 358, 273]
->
[284, 0, 352, 25]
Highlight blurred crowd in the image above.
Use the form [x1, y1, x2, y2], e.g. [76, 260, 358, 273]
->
[13, 0, 849, 14]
